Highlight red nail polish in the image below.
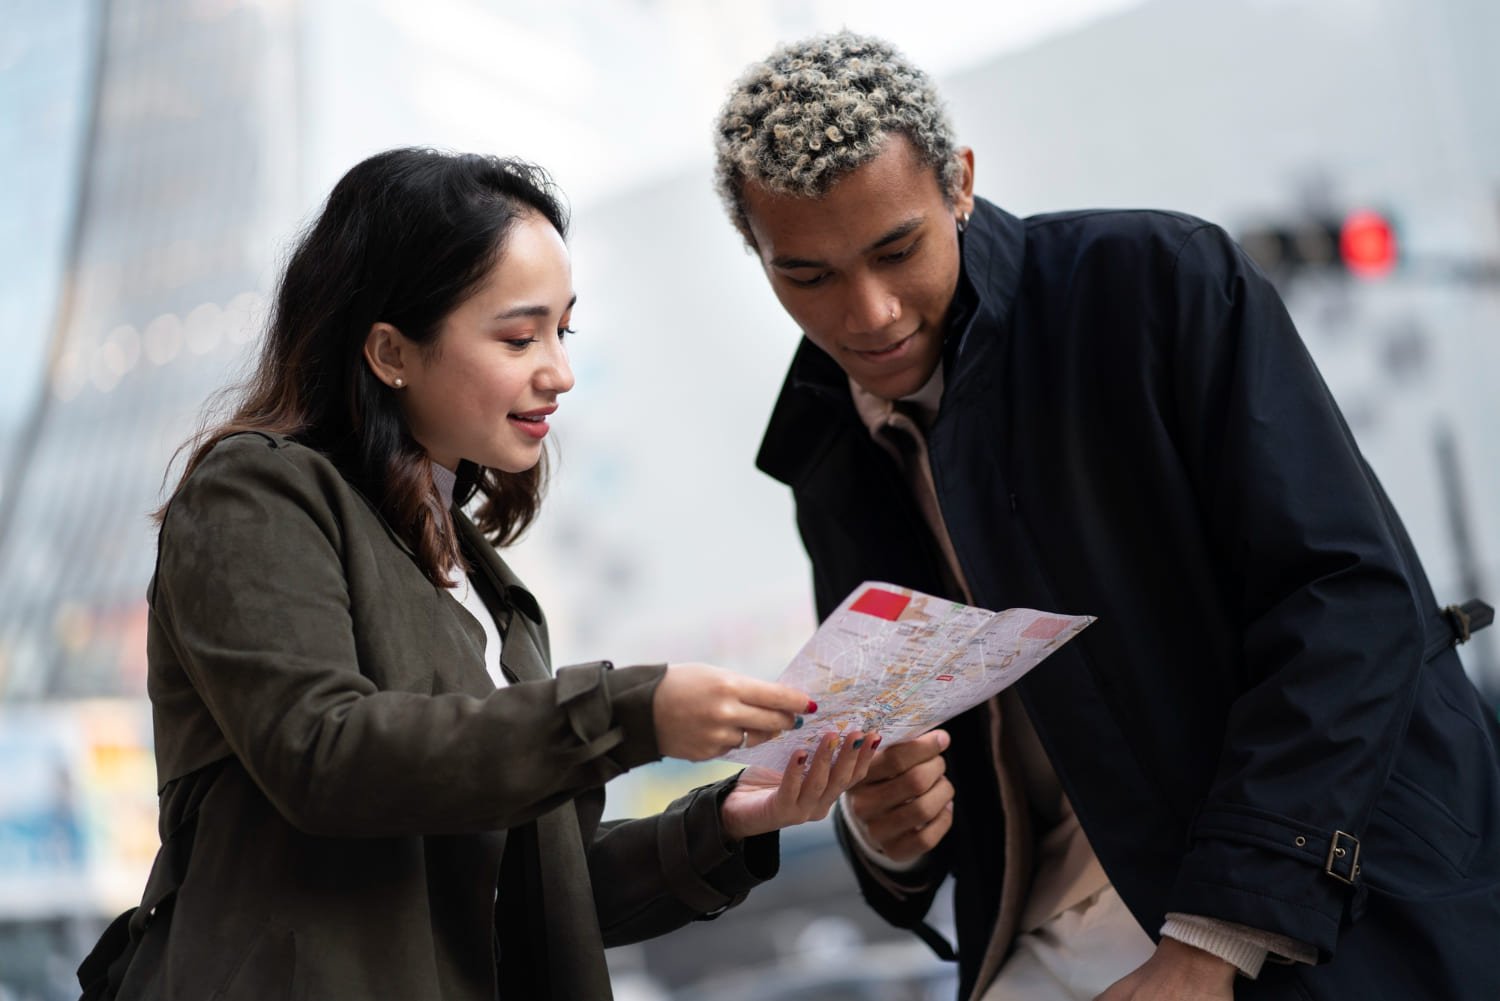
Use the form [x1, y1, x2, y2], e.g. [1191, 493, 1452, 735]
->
[806, 700, 819, 713]
[871, 736, 883, 749]
[794, 751, 808, 766]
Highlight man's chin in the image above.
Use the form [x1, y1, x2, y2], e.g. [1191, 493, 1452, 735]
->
[848, 363, 937, 403]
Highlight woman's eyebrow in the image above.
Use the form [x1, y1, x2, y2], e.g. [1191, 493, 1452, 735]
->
[493, 294, 577, 320]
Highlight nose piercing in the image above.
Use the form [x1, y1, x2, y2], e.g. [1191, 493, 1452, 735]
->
[889, 304, 898, 321]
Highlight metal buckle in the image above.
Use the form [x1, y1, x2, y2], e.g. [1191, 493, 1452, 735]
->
[1324, 830, 1361, 884]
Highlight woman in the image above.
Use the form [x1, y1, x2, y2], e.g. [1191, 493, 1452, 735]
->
[81, 148, 875, 1000]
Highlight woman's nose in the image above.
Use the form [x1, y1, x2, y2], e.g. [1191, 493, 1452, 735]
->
[538, 338, 575, 394]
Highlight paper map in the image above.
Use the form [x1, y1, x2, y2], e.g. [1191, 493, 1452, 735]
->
[724, 582, 1093, 772]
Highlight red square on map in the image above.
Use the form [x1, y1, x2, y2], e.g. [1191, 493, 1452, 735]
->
[1022, 617, 1070, 640]
[850, 588, 911, 621]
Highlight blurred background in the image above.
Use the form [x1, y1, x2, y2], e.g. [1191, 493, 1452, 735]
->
[2, 0, 1497, 997]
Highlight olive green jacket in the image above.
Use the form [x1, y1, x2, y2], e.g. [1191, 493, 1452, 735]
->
[120, 433, 775, 999]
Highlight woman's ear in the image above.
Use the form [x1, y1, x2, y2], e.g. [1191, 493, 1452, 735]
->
[364, 322, 411, 389]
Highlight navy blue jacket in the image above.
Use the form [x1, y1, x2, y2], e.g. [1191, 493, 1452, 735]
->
[757, 199, 1500, 1000]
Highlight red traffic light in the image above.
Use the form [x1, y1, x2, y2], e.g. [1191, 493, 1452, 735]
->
[1340, 210, 1397, 278]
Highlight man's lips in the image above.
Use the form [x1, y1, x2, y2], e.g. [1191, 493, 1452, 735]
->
[849, 331, 917, 360]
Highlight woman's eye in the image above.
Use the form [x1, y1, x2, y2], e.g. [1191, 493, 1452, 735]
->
[558, 326, 576, 340]
[505, 337, 536, 349]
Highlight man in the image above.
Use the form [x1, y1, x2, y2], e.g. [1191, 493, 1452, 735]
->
[712, 30, 1500, 1001]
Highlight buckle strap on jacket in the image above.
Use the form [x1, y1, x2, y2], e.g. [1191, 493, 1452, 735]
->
[555, 662, 626, 764]
[1443, 600, 1494, 646]
[1191, 804, 1362, 887]
[1424, 599, 1493, 660]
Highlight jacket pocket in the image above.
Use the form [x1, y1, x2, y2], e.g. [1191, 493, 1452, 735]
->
[209, 923, 297, 1000]
[1361, 670, 1487, 898]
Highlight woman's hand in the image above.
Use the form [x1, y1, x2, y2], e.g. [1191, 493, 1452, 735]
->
[652, 662, 814, 762]
[719, 730, 880, 841]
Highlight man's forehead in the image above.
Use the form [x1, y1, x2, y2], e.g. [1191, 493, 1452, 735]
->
[741, 138, 945, 257]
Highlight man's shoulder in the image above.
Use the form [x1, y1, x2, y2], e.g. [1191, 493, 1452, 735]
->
[1016, 207, 1236, 280]
[1020, 207, 1218, 246]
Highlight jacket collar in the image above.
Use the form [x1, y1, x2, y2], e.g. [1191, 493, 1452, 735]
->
[757, 197, 1027, 487]
[452, 512, 545, 627]
[453, 511, 551, 684]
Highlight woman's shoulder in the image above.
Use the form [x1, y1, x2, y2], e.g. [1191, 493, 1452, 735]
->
[189, 431, 341, 483]
[167, 432, 355, 524]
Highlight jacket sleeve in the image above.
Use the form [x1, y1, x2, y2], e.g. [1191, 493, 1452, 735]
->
[586, 775, 779, 945]
[151, 438, 664, 837]
[1160, 223, 1425, 958]
[831, 801, 951, 934]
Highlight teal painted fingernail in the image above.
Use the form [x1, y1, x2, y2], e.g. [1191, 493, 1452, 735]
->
[852, 738, 865, 748]
[793, 716, 804, 729]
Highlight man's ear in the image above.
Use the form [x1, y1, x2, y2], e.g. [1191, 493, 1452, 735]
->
[364, 322, 411, 389]
[953, 146, 976, 217]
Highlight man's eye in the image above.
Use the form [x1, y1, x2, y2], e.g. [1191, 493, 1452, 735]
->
[881, 242, 918, 264]
[786, 273, 828, 289]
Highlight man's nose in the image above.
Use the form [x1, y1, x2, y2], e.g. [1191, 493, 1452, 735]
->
[844, 276, 899, 335]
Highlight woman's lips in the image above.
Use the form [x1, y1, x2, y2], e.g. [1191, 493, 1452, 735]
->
[508, 407, 555, 439]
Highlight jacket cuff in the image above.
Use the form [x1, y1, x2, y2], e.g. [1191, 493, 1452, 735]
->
[1167, 803, 1361, 959]
[657, 775, 779, 916]
[833, 800, 943, 900]
[836, 794, 925, 873]
[554, 662, 665, 770]
[1162, 912, 1317, 977]
[1161, 914, 1270, 978]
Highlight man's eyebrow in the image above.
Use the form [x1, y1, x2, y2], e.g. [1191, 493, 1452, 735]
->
[494, 294, 577, 320]
[769, 219, 924, 270]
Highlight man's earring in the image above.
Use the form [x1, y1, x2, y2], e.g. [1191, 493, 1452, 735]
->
[392, 377, 405, 389]
[957, 211, 971, 234]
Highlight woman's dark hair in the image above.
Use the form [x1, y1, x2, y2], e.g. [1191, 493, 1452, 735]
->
[159, 147, 570, 585]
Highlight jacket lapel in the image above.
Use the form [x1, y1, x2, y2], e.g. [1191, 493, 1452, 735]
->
[452, 512, 552, 684]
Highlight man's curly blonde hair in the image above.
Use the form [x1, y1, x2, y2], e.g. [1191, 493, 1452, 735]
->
[713, 31, 963, 246]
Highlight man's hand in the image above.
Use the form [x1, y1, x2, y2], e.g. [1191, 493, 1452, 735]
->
[1095, 938, 1237, 1001]
[842, 729, 954, 863]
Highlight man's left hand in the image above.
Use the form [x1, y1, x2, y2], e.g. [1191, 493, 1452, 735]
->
[1095, 938, 1237, 1001]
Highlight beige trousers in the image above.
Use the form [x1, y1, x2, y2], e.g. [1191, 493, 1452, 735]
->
[980, 885, 1157, 1001]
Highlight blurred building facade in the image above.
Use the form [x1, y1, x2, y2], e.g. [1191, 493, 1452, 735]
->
[0, 0, 299, 995]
